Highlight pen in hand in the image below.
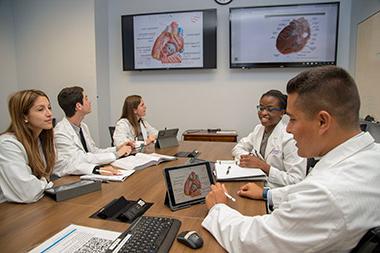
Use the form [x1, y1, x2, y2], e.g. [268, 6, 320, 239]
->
[224, 191, 236, 202]
[252, 149, 264, 160]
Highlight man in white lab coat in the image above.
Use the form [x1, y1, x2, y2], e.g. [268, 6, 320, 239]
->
[202, 66, 380, 253]
[53, 86, 132, 177]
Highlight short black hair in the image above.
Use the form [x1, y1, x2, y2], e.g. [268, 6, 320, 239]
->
[57, 86, 84, 117]
[261, 89, 287, 110]
[287, 66, 360, 129]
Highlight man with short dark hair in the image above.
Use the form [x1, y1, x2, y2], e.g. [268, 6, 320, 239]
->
[53, 86, 132, 177]
[203, 66, 380, 253]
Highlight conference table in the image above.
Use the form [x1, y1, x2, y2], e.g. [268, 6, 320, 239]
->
[0, 141, 266, 253]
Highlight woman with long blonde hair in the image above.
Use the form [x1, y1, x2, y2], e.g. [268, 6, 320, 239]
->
[0, 89, 55, 203]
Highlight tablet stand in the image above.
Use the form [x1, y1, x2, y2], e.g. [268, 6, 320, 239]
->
[156, 136, 178, 149]
[156, 128, 179, 148]
[164, 192, 170, 208]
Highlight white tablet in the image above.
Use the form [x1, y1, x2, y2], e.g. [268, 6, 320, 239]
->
[163, 161, 215, 211]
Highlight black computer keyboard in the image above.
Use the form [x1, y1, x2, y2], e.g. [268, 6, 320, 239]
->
[106, 216, 181, 253]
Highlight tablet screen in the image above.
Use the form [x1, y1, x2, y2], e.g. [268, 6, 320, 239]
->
[164, 162, 214, 209]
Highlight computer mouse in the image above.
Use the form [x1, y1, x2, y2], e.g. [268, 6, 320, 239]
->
[177, 230, 203, 249]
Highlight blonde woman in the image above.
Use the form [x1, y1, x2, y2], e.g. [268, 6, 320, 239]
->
[0, 90, 55, 203]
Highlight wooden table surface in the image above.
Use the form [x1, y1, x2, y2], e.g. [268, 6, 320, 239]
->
[0, 141, 265, 253]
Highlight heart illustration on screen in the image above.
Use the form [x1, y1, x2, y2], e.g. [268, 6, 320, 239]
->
[151, 21, 184, 64]
[184, 171, 202, 197]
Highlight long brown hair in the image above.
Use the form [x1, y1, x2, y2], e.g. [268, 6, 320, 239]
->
[5, 90, 55, 178]
[120, 95, 142, 137]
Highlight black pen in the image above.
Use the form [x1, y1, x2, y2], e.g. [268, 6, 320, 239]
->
[226, 166, 231, 175]
[252, 149, 264, 160]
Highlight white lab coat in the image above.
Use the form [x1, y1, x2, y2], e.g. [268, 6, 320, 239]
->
[53, 117, 117, 177]
[232, 120, 306, 188]
[113, 118, 158, 146]
[203, 132, 380, 253]
[0, 133, 51, 203]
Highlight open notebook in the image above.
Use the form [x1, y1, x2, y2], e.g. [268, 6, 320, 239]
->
[215, 160, 266, 181]
[80, 169, 135, 182]
[111, 153, 176, 171]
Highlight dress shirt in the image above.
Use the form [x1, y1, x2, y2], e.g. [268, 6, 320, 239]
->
[203, 132, 380, 253]
[53, 117, 117, 177]
[232, 120, 306, 188]
[0, 133, 52, 203]
[113, 118, 158, 146]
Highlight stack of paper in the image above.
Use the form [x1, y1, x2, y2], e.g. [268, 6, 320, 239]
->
[215, 160, 266, 181]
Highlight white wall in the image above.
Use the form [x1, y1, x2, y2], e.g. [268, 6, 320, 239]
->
[107, 0, 353, 144]
[0, 0, 18, 131]
[4, 0, 375, 147]
[349, 0, 380, 74]
[9, 0, 100, 142]
[95, 0, 112, 146]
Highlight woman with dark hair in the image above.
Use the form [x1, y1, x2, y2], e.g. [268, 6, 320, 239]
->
[0, 89, 55, 203]
[232, 89, 306, 188]
[113, 95, 158, 147]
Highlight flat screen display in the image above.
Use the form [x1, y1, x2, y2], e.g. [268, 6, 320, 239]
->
[122, 9, 217, 71]
[230, 2, 339, 68]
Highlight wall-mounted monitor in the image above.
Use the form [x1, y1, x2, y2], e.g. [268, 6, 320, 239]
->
[230, 2, 339, 68]
[122, 9, 217, 71]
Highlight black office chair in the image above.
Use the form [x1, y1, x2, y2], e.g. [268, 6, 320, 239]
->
[108, 126, 115, 147]
[351, 227, 380, 253]
[366, 123, 380, 143]
[360, 120, 380, 143]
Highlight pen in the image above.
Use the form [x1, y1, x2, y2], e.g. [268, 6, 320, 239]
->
[252, 149, 264, 160]
[224, 192, 236, 202]
[226, 166, 231, 175]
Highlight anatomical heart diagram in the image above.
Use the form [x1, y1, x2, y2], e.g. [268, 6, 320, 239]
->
[184, 171, 202, 197]
[151, 21, 184, 64]
[276, 17, 310, 55]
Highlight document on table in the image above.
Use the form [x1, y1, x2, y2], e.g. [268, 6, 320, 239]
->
[111, 152, 176, 171]
[80, 169, 135, 182]
[215, 160, 266, 181]
[29, 224, 120, 253]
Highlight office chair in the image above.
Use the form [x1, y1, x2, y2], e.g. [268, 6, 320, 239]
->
[361, 121, 380, 143]
[108, 126, 115, 147]
[366, 123, 380, 143]
[351, 227, 380, 253]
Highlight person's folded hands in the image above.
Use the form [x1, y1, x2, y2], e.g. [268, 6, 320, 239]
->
[116, 143, 132, 157]
[98, 165, 122, 176]
[237, 182, 263, 200]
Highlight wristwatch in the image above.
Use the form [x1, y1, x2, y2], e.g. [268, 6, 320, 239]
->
[214, 0, 233, 5]
[262, 187, 269, 201]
